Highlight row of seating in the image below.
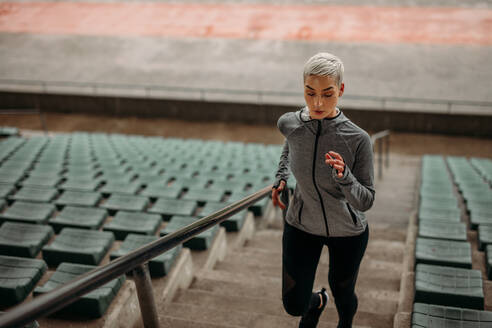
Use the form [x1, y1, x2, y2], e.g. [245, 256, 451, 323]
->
[0, 133, 280, 320]
[412, 155, 492, 326]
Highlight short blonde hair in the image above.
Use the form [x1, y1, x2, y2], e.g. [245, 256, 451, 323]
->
[303, 52, 344, 88]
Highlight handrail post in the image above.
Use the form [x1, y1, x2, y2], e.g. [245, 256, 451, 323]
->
[133, 263, 160, 328]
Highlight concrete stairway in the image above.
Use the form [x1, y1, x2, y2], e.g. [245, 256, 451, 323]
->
[156, 153, 420, 328]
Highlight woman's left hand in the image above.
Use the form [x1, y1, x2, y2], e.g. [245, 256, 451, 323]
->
[325, 151, 345, 178]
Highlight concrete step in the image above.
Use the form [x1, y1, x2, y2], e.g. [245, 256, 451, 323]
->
[173, 289, 394, 328]
[157, 315, 242, 328]
[162, 302, 371, 328]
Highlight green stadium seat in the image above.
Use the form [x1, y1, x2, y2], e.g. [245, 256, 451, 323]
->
[0, 222, 54, 258]
[418, 221, 467, 241]
[418, 207, 461, 222]
[419, 198, 458, 211]
[468, 202, 492, 217]
[0, 184, 15, 198]
[0, 201, 55, 225]
[486, 245, 492, 280]
[20, 176, 62, 189]
[140, 183, 183, 200]
[100, 194, 149, 215]
[478, 225, 492, 251]
[0, 199, 4, 212]
[0, 172, 25, 185]
[171, 176, 210, 189]
[55, 190, 102, 208]
[103, 211, 161, 240]
[27, 166, 62, 179]
[415, 264, 483, 310]
[148, 198, 197, 220]
[100, 181, 141, 196]
[49, 206, 108, 233]
[59, 179, 102, 192]
[412, 303, 492, 327]
[34, 262, 125, 318]
[42, 228, 114, 266]
[0, 255, 47, 307]
[415, 238, 472, 268]
[182, 187, 225, 203]
[9, 186, 59, 203]
[207, 180, 237, 193]
[110, 234, 181, 277]
[198, 201, 247, 231]
[470, 212, 492, 230]
[136, 174, 170, 186]
[228, 191, 269, 216]
[160, 216, 218, 250]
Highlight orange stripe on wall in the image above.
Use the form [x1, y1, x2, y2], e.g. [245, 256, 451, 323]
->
[0, 2, 490, 45]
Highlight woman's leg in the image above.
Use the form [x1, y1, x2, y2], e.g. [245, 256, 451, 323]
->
[326, 226, 369, 328]
[282, 221, 324, 317]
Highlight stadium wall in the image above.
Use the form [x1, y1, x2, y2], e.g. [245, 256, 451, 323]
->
[1, 91, 491, 137]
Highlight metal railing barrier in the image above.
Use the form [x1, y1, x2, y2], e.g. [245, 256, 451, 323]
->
[371, 130, 390, 179]
[0, 185, 272, 328]
[0, 107, 47, 135]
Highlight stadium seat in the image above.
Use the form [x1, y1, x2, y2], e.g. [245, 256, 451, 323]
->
[0, 201, 55, 225]
[0, 222, 54, 258]
[412, 303, 492, 327]
[103, 211, 161, 240]
[414, 264, 483, 310]
[140, 182, 183, 200]
[418, 221, 467, 241]
[110, 234, 181, 277]
[0, 184, 15, 199]
[160, 216, 218, 250]
[478, 225, 492, 251]
[182, 187, 226, 203]
[9, 186, 59, 203]
[20, 176, 62, 189]
[0, 171, 25, 185]
[418, 207, 461, 222]
[136, 174, 170, 186]
[0, 199, 4, 212]
[0, 255, 47, 307]
[100, 194, 149, 215]
[171, 176, 210, 189]
[49, 206, 108, 233]
[59, 178, 102, 192]
[100, 181, 141, 196]
[198, 201, 248, 231]
[228, 191, 269, 216]
[415, 238, 472, 268]
[148, 198, 197, 220]
[34, 262, 125, 318]
[55, 190, 102, 208]
[42, 228, 114, 266]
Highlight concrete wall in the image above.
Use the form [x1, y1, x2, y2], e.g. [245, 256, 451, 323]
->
[1, 91, 491, 137]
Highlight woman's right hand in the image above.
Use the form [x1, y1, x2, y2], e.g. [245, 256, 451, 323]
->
[272, 180, 286, 210]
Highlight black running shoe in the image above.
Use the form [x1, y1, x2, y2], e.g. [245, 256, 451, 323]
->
[299, 288, 329, 328]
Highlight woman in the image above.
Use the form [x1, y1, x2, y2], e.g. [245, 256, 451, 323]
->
[271, 52, 375, 328]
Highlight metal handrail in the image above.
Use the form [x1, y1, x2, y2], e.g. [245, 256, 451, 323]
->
[0, 78, 491, 114]
[0, 185, 272, 328]
[371, 130, 390, 179]
[0, 108, 47, 135]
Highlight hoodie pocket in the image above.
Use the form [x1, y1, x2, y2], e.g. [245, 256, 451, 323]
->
[346, 203, 358, 226]
[298, 201, 304, 224]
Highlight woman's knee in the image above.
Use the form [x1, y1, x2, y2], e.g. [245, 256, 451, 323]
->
[282, 295, 306, 317]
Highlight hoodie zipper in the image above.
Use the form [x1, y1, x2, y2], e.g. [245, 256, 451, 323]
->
[313, 120, 330, 236]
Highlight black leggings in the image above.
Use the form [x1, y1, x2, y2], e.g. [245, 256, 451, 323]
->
[282, 221, 369, 327]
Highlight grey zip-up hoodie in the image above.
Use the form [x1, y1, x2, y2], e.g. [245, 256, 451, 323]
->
[274, 107, 375, 237]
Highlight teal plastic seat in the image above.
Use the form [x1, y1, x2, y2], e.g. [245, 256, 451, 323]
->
[100, 194, 149, 215]
[415, 264, 483, 310]
[182, 187, 225, 204]
[419, 198, 458, 211]
[0, 199, 4, 212]
[42, 228, 114, 266]
[0, 222, 54, 258]
[198, 201, 247, 231]
[55, 190, 102, 208]
[160, 216, 218, 250]
[0, 184, 15, 198]
[171, 176, 210, 189]
[0, 255, 47, 307]
[140, 183, 183, 200]
[59, 179, 102, 192]
[470, 212, 492, 230]
[415, 238, 472, 268]
[148, 198, 197, 220]
[418, 221, 467, 241]
[418, 207, 461, 222]
[478, 225, 492, 251]
[100, 181, 141, 196]
[136, 174, 170, 187]
[20, 176, 62, 188]
[0, 172, 24, 185]
[412, 302, 492, 327]
[228, 191, 269, 216]
[49, 206, 108, 233]
[103, 211, 161, 240]
[34, 262, 125, 318]
[110, 234, 181, 277]
[9, 186, 59, 203]
[0, 201, 55, 225]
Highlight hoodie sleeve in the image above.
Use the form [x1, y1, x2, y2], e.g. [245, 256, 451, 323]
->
[273, 139, 290, 189]
[332, 134, 375, 212]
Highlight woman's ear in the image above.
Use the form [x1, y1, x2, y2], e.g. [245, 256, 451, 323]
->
[339, 83, 345, 97]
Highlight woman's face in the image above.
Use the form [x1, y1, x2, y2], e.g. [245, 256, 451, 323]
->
[304, 75, 344, 120]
